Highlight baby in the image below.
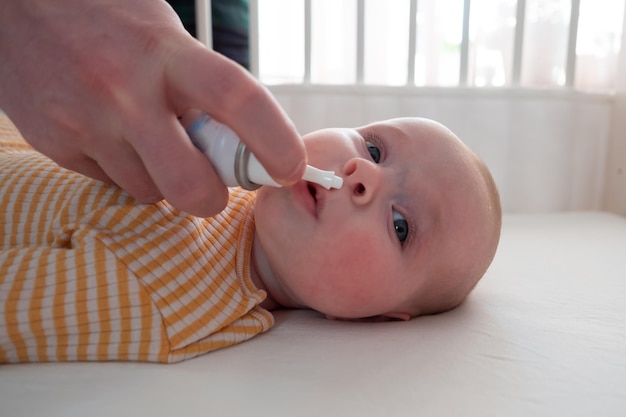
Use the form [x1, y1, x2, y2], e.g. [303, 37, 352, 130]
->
[0, 114, 501, 363]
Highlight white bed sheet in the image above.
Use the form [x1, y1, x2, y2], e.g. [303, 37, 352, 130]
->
[1, 212, 625, 417]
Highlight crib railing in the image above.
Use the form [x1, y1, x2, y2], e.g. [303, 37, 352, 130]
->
[197, 0, 625, 92]
[194, 0, 625, 214]
[194, 0, 213, 49]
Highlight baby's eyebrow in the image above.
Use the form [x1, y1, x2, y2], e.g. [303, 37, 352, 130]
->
[363, 130, 383, 142]
[359, 129, 387, 151]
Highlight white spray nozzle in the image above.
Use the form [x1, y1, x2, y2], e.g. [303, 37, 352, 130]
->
[302, 165, 343, 190]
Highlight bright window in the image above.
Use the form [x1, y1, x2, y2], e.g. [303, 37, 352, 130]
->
[256, 0, 625, 92]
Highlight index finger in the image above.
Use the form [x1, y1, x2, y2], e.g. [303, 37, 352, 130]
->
[166, 44, 307, 185]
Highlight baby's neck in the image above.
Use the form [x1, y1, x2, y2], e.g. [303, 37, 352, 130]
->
[250, 232, 303, 311]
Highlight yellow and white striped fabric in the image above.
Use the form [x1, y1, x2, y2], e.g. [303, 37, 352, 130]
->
[0, 116, 273, 364]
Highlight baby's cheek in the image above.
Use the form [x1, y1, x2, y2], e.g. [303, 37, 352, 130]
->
[322, 231, 388, 301]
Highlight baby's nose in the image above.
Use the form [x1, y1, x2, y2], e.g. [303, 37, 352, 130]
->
[341, 158, 382, 205]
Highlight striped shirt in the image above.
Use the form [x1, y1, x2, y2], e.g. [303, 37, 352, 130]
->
[0, 116, 273, 363]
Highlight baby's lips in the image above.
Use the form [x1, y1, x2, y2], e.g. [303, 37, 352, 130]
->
[292, 180, 318, 217]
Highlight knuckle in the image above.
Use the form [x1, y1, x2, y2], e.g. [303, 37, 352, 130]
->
[168, 180, 230, 218]
[132, 190, 163, 204]
[211, 62, 265, 113]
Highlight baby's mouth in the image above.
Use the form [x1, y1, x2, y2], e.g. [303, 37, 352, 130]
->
[306, 182, 322, 217]
[307, 184, 318, 203]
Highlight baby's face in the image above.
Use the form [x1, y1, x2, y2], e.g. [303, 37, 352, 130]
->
[254, 118, 495, 319]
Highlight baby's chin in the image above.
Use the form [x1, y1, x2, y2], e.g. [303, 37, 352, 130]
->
[252, 183, 278, 206]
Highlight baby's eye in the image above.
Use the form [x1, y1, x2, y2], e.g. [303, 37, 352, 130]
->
[393, 210, 409, 244]
[366, 141, 381, 164]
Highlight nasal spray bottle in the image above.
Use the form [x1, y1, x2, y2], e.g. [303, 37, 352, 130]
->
[186, 113, 343, 191]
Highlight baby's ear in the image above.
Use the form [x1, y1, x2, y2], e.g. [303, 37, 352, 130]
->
[380, 312, 411, 322]
[324, 313, 411, 322]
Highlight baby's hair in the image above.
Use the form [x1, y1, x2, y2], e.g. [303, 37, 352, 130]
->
[415, 153, 502, 317]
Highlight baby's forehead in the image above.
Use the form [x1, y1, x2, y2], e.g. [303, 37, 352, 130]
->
[359, 118, 460, 146]
[360, 117, 445, 131]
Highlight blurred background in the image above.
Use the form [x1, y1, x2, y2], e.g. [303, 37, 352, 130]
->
[175, 0, 626, 214]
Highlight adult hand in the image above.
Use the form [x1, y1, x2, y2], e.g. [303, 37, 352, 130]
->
[0, 0, 305, 217]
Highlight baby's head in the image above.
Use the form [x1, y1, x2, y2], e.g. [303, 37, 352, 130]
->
[253, 117, 501, 320]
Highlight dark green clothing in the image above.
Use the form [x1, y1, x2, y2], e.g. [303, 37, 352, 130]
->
[166, 0, 249, 69]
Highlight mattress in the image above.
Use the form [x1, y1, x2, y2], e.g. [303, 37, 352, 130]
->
[1, 211, 625, 417]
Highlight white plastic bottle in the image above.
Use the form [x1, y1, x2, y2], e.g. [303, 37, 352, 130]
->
[186, 113, 343, 191]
